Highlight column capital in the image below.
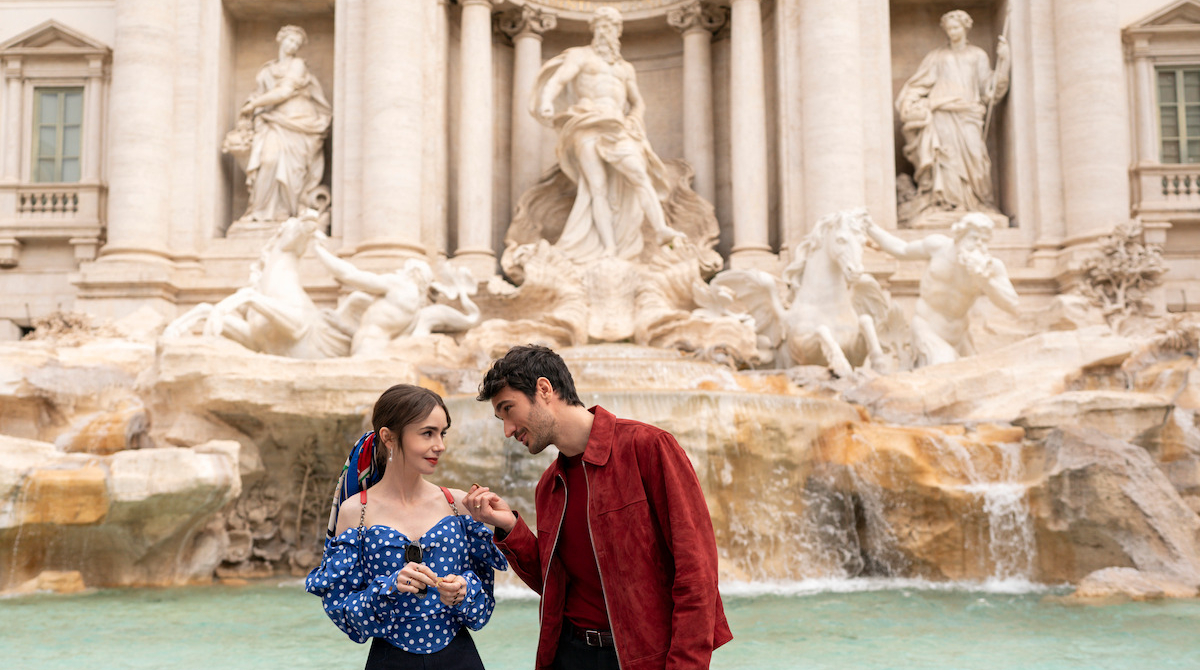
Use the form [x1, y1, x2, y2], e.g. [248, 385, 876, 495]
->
[459, 0, 495, 7]
[3, 56, 22, 78]
[498, 5, 557, 40]
[667, 1, 728, 35]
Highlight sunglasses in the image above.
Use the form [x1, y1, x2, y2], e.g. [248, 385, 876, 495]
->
[406, 543, 428, 594]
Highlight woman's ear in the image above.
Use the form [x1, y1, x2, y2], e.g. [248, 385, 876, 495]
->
[378, 426, 396, 449]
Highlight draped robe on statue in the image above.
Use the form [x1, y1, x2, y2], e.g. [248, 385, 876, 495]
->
[896, 44, 1006, 218]
[244, 58, 332, 223]
[531, 50, 671, 264]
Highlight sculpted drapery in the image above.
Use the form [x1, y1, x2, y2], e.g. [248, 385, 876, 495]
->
[531, 53, 672, 263]
[896, 10, 1009, 221]
[231, 26, 332, 226]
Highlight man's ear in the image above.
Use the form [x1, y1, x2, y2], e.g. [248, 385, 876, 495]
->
[535, 377, 554, 402]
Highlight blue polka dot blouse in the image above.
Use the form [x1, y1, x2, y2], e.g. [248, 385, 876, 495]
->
[305, 515, 507, 653]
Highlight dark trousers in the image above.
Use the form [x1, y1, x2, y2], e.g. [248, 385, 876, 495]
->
[366, 628, 484, 670]
[553, 626, 619, 670]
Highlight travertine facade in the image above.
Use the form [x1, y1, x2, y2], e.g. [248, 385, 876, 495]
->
[0, 0, 1198, 333]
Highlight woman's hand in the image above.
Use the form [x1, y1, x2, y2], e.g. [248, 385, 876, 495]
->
[463, 484, 515, 532]
[388, 562, 438, 597]
[437, 574, 467, 608]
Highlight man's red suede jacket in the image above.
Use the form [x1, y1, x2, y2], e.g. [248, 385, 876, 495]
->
[495, 406, 732, 670]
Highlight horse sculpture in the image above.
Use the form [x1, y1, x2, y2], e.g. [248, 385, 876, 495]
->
[712, 208, 898, 376]
[164, 212, 351, 358]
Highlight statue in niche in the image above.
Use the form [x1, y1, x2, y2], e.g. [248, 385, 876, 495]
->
[865, 212, 1019, 367]
[531, 6, 685, 263]
[163, 211, 352, 359]
[896, 10, 1010, 228]
[223, 25, 332, 234]
[310, 234, 481, 357]
[712, 209, 901, 376]
[487, 6, 756, 361]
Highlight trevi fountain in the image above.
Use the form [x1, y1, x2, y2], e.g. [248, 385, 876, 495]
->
[2, 0, 1200, 668]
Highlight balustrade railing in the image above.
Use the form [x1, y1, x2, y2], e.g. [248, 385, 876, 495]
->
[17, 187, 81, 218]
[1135, 164, 1200, 218]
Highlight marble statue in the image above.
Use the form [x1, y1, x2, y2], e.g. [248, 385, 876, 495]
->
[865, 212, 1019, 367]
[713, 208, 897, 376]
[531, 6, 685, 263]
[164, 212, 351, 359]
[310, 236, 481, 357]
[222, 25, 332, 232]
[896, 10, 1010, 227]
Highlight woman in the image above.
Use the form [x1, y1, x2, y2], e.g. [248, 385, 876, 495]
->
[306, 384, 506, 669]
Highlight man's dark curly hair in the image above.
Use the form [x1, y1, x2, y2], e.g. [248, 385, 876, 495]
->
[476, 344, 584, 407]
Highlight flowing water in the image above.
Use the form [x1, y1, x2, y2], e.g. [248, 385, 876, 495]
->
[2, 579, 1199, 669]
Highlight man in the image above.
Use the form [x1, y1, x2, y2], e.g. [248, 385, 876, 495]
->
[310, 233, 479, 356]
[532, 7, 685, 263]
[865, 212, 1019, 366]
[465, 345, 731, 670]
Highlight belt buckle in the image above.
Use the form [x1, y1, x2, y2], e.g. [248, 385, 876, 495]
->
[585, 630, 604, 647]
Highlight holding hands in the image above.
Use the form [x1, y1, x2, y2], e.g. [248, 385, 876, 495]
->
[464, 484, 516, 533]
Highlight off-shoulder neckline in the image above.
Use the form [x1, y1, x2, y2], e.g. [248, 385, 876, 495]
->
[336, 514, 463, 544]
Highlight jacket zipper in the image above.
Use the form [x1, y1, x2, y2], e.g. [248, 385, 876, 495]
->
[540, 473, 568, 644]
[583, 462, 623, 667]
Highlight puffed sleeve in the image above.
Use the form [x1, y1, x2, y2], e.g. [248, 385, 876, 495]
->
[304, 530, 400, 643]
[447, 516, 508, 631]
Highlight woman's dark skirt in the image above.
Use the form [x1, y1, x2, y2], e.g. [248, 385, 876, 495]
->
[365, 628, 484, 670]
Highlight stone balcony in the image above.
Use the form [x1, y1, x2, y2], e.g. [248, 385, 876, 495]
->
[0, 182, 105, 267]
[1133, 164, 1200, 228]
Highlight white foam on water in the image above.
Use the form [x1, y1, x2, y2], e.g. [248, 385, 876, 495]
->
[717, 576, 1059, 598]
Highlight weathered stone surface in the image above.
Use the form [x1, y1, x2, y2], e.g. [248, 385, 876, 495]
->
[1069, 567, 1199, 601]
[0, 433, 242, 590]
[808, 421, 1030, 581]
[1015, 390, 1172, 444]
[848, 328, 1136, 423]
[1028, 426, 1200, 585]
[19, 466, 109, 525]
[10, 570, 88, 595]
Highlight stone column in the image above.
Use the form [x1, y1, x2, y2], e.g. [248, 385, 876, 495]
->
[358, 0, 426, 260]
[2, 58, 20, 182]
[98, 0, 175, 262]
[1129, 37, 1157, 167]
[455, 0, 497, 281]
[728, 0, 773, 269]
[75, 0, 176, 319]
[668, 1, 725, 206]
[798, 1, 865, 233]
[1054, 0, 1129, 249]
[501, 6, 556, 214]
[82, 56, 105, 184]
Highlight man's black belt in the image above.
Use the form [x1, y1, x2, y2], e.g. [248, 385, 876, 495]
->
[567, 621, 615, 648]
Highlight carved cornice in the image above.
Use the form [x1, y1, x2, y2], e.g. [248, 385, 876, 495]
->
[498, 5, 559, 39]
[667, 0, 727, 34]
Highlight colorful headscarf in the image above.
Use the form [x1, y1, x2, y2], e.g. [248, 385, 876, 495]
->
[323, 430, 383, 540]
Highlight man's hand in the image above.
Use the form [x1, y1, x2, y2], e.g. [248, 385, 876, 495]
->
[463, 484, 515, 533]
[538, 102, 555, 120]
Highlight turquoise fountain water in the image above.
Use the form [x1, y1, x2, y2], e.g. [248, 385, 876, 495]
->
[3, 579, 1199, 669]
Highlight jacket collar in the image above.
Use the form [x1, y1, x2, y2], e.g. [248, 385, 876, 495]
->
[582, 405, 614, 467]
[553, 405, 614, 474]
